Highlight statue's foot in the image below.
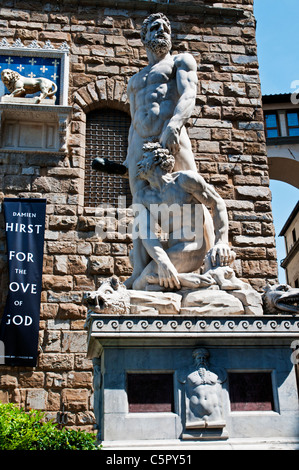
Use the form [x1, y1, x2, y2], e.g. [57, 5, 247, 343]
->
[205, 266, 241, 291]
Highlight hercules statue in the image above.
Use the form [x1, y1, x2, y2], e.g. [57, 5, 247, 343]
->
[92, 13, 233, 289]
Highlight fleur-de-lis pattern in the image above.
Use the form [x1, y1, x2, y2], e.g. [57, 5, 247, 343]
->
[0, 54, 61, 101]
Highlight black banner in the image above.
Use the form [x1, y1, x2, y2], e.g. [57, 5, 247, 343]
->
[0, 198, 46, 367]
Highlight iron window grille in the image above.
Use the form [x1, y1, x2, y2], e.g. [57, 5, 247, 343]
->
[84, 108, 132, 208]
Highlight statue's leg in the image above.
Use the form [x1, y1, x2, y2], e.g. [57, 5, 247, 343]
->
[38, 88, 47, 101]
[132, 258, 157, 291]
[202, 206, 216, 271]
[124, 169, 151, 288]
[166, 240, 207, 273]
[132, 241, 209, 291]
[11, 87, 26, 97]
[124, 236, 151, 289]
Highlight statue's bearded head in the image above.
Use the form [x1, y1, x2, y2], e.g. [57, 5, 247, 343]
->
[141, 13, 172, 56]
[193, 348, 209, 369]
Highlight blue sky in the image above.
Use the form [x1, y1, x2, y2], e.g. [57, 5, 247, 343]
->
[254, 0, 299, 95]
[254, 0, 299, 282]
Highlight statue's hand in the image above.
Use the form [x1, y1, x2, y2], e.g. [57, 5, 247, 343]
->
[157, 260, 181, 290]
[209, 243, 236, 267]
[160, 124, 180, 154]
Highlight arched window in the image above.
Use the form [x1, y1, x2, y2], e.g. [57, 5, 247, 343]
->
[84, 108, 132, 207]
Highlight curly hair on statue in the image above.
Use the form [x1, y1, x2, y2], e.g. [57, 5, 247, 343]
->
[140, 12, 171, 43]
[142, 141, 175, 174]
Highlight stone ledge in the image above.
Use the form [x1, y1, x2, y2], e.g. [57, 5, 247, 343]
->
[87, 314, 299, 356]
[65, 0, 247, 19]
[1, 96, 56, 106]
[101, 437, 299, 450]
[0, 102, 72, 120]
[0, 102, 72, 153]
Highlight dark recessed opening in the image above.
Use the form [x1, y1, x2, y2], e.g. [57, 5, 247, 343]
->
[127, 373, 174, 413]
[228, 372, 274, 412]
[85, 108, 132, 208]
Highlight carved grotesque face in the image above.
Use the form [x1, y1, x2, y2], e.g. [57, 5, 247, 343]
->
[193, 348, 209, 369]
[263, 284, 299, 314]
[83, 278, 129, 315]
[143, 16, 171, 55]
[136, 151, 155, 180]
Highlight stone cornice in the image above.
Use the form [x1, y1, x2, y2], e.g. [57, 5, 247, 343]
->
[67, 0, 247, 19]
[87, 313, 299, 356]
[89, 313, 299, 335]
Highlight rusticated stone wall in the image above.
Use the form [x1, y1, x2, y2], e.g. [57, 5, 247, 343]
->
[0, 0, 277, 431]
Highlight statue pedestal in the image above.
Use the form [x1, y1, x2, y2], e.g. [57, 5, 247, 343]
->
[1, 96, 56, 105]
[86, 308, 299, 448]
[183, 417, 228, 441]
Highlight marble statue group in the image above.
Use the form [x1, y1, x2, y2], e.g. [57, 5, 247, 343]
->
[85, 12, 299, 436]
[95, 12, 237, 294]
[123, 12, 236, 291]
[86, 12, 269, 317]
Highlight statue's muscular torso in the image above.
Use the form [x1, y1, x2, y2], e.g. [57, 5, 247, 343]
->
[128, 54, 179, 138]
[126, 52, 198, 194]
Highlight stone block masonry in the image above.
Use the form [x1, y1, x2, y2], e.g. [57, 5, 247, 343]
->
[0, 0, 277, 430]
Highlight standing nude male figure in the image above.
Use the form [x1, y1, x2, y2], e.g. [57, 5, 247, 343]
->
[125, 12, 198, 194]
[123, 13, 199, 287]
